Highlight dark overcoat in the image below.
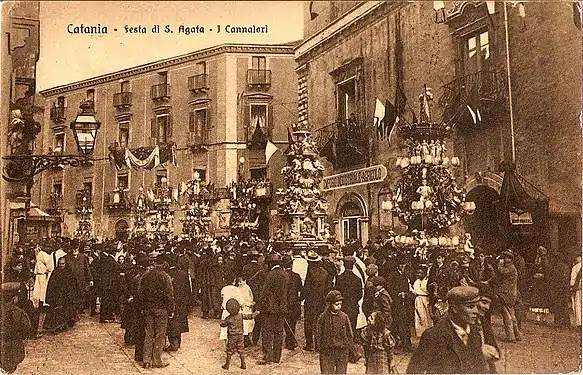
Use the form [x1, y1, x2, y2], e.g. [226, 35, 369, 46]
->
[407, 318, 489, 374]
[259, 266, 289, 314]
[334, 270, 363, 318]
[167, 267, 190, 335]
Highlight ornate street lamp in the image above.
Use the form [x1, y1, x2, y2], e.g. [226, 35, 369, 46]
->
[2, 101, 101, 182]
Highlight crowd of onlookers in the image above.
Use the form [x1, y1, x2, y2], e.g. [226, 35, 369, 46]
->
[1, 234, 581, 373]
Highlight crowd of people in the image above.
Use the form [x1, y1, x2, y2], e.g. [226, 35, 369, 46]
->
[1, 233, 581, 373]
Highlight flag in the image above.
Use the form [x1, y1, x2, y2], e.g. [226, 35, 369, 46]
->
[486, 1, 496, 14]
[373, 98, 386, 139]
[319, 133, 336, 164]
[384, 100, 398, 143]
[285, 126, 293, 152]
[443, 87, 464, 125]
[265, 139, 278, 163]
[465, 84, 482, 125]
[433, 1, 446, 23]
[574, 1, 582, 30]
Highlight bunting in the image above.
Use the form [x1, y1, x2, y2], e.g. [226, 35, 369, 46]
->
[374, 98, 386, 139]
[109, 143, 176, 171]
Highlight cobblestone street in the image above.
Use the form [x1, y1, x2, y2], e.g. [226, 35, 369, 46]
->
[14, 309, 582, 374]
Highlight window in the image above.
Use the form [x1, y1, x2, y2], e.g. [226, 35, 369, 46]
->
[463, 30, 490, 74]
[252, 56, 266, 71]
[117, 173, 129, 190]
[250, 104, 268, 134]
[158, 71, 168, 84]
[195, 62, 206, 75]
[121, 81, 130, 93]
[54, 133, 65, 154]
[193, 168, 206, 183]
[83, 182, 93, 196]
[250, 167, 267, 181]
[189, 109, 207, 143]
[86, 89, 95, 102]
[119, 121, 130, 147]
[337, 78, 356, 122]
[151, 114, 172, 145]
[57, 96, 65, 107]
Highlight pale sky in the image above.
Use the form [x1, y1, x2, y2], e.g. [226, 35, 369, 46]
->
[37, 1, 304, 91]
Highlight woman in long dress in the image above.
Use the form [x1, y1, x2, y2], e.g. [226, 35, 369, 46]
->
[412, 265, 433, 337]
[219, 276, 244, 341]
[32, 244, 53, 335]
[44, 257, 80, 332]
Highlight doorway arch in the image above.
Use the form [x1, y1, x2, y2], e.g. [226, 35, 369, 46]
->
[336, 192, 368, 246]
[115, 219, 130, 242]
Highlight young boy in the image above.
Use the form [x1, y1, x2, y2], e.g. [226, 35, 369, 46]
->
[220, 298, 255, 370]
[316, 290, 353, 374]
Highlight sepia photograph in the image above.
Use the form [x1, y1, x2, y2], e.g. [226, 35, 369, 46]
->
[1, 1, 581, 374]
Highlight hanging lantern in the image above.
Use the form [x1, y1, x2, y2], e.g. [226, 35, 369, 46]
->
[395, 158, 402, 167]
[438, 236, 447, 246]
[401, 158, 410, 168]
[442, 157, 450, 166]
[430, 237, 439, 246]
[424, 155, 433, 164]
[424, 200, 433, 209]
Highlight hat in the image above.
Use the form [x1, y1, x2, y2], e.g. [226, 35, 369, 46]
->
[135, 252, 149, 267]
[148, 250, 160, 259]
[343, 256, 357, 267]
[446, 286, 481, 305]
[306, 250, 322, 262]
[282, 254, 293, 268]
[369, 275, 386, 287]
[325, 290, 344, 304]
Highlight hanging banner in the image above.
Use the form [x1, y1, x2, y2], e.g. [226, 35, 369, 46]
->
[322, 164, 387, 191]
[109, 143, 176, 171]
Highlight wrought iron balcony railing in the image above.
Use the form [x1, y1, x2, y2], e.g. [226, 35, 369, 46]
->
[105, 189, 131, 210]
[47, 193, 63, 211]
[150, 84, 171, 100]
[187, 131, 209, 150]
[113, 92, 133, 108]
[439, 70, 507, 108]
[247, 69, 272, 87]
[75, 190, 92, 212]
[312, 119, 368, 167]
[188, 74, 209, 92]
[50, 106, 66, 123]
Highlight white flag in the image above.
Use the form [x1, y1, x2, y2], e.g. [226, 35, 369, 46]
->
[374, 98, 386, 139]
[486, 1, 495, 14]
[265, 140, 278, 163]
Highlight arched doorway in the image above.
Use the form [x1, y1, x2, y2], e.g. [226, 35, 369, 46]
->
[336, 193, 368, 246]
[115, 219, 130, 242]
[464, 185, 503, 253]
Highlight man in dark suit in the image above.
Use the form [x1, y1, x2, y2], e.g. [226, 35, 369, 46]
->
[99, 244, 120, 323]
[257, 253, 289, 365]
[301, 251, 332, 351]
[282, 255, 303, 350]
[407, 286, 489, 374]
[245, 251, 266, 346]
[386, 257, 413, 352]
[334, 256, 362, 333]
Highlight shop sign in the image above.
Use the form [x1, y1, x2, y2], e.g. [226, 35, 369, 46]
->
[509, 210, 533, 225]
[322, 165, 387, 191]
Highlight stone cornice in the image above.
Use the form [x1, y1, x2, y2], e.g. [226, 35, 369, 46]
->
[295, 1, 404, 65]
[40, 43, 295, 97]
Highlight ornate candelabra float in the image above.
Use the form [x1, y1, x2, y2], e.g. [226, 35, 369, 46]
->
[228, 178, 272, 241]
[132, 187, 149, 237]
[147, 177, 176, 240]
[382, 86, 475, 260]
[276, 122, 330, 249]
[180, 171, 211, 239]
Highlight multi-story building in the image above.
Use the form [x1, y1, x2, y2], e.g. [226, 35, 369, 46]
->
[1, 1, 45, 258]
[296, 1, 581, 261]
[37, 43, 297, 240]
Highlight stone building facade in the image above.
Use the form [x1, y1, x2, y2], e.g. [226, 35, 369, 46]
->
[37, 43, 297, 240]
[296, 1, 581, 260]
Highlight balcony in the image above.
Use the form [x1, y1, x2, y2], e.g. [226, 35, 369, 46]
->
[47, 193, 63, 213]
[247, 69, 271, 88]
[150, 83, 171, 100]
[50, 106, 66, 123]
[80, 99, 95, 111]
[439, 70, 507, 126]
[313, 119, 368, 168]
[105, 189, 132, 211]
[187, 131, 208, 152]
[113, 92, 133, 109]
[188, 74, 209, 92]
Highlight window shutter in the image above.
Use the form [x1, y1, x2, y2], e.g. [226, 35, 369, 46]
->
[150, 117, 157, 145]
[267, 104, 274, 139]
[244, 103, 251, 142]
[205, 108, 211, 143]
[167, 114, 173, 138]
[189, 112, 195, 133]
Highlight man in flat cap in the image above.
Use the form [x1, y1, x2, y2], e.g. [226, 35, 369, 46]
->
[407, 285, 489, 374]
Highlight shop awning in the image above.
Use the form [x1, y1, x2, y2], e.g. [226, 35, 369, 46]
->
[9, 201, 60, 222]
